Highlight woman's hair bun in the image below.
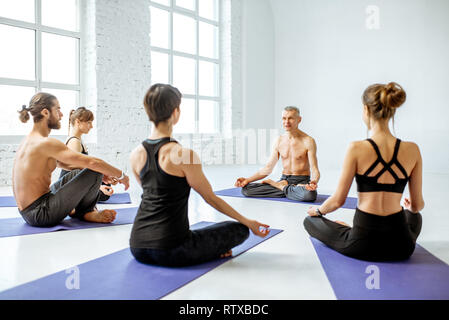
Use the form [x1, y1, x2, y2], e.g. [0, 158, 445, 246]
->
[380, 82, 406, 110]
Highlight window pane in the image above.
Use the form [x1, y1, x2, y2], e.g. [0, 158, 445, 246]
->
[151, 0, 170, 6]
[199, 22, 218, 59]
[199, 61, 218, 97]
[199, 100, 218, 133]
[0, 0, 35, 22]
[0, 24, 35, 80]
[150, 7, 170, 49]
[173, 55, 196, 95]
[42, 88, 79, 135]
[0, 85, 36, 135]
[175, 0, 195, 11]
[42, 32, 78, 85]
[199, 0, 218, 21]
[174, 98, 195, 133]
[173, 13, 196, 54]
[151, 52, 169, 84]
[42, 0, 78, 32]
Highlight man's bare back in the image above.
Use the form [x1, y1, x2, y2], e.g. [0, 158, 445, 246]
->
[13, 134, 57, 211]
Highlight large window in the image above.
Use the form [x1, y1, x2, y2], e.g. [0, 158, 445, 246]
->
[0, 0, 81, 136]
[150, 0, 220, 134]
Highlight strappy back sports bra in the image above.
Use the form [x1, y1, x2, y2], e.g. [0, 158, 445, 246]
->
[355, 138, 409, 193]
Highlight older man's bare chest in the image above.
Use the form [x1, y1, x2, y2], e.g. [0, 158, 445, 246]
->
[278, 137, 308, 163]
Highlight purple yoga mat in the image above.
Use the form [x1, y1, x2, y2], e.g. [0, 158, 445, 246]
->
[215, 188, 358, 209]
[0, 222, 283, 300]
[0, 196, 17, 207]
[98, 192, 132, 204]
[0, 193, 132, 207]
[0, 207, 138, 238]
[311, 237, 449, 300]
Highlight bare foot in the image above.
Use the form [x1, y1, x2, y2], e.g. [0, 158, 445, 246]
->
[83, 209, 117, 223]
[69, 209, 76, 217]
[220, 250, 232, 258]
[262, 179, 288, 191]
[335, 220, 350, 227]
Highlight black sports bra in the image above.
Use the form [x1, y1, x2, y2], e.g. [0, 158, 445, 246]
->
[355, 138, 409, 193]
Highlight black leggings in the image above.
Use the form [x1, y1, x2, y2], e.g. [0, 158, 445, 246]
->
[131, 221, 250, 267]
[242, 175, 317, 202]
[303, 208, 422, 262]
[19, 169, 102, 227]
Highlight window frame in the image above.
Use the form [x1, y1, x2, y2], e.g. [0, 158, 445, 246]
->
[0, 0, 83, 142]
[149, 0, 221, 135]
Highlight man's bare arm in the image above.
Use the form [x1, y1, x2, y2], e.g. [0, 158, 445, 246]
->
[56, 161, 80, 171]
[307, 138, 320, 184]
[235, 137, 280, 187]
[56, 139, 83, 170]
[45, 138, 129, 189]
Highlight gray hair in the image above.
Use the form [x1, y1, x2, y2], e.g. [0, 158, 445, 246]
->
[284, 106, 300, 116]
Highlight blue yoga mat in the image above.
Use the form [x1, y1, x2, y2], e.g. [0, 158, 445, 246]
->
[311, 237, 449, 300]
[0, 207, 138, 238]
[0, 222, 283, 300]
[0, 196, 17, 207]
[0, 193, 132, 208]
[98, 192, 132, 204]
[215, 188, 358, 209]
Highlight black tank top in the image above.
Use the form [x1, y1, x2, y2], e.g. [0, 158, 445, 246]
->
[355, 138, 409, 193]
[60, 136, 88, 178]
[66, 136, 88, 155]
[130, 137, 191, 249]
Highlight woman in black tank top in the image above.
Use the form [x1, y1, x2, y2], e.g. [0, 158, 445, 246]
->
[129, 84, 271, 267]
[59, 107, 113, 202]
[303, 82, 424, 261]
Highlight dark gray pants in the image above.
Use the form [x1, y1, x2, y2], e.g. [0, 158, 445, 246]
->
[19, 169, 103, 227]
[131, 221, 250, 267]
[241, 174, 317, 202]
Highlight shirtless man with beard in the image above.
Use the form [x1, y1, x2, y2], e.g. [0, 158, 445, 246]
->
[13, 92, 129, 227]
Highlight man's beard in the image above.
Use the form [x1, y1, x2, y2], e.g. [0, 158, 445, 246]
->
[47, 116, 61, 130]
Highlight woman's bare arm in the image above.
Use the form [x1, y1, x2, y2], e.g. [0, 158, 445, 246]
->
[308, 142, 357, 215]
[182, 149, 270, 237]
[406, 143, 424, 213]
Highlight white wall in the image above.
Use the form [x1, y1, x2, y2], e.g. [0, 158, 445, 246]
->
[81, 0, 151, 174]
[241, 0, 275, 130]
[270, 0, 449, 174]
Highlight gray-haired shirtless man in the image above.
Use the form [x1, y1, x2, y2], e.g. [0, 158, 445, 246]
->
[235, 106, 320, 202]
[13, 92, 129, 227]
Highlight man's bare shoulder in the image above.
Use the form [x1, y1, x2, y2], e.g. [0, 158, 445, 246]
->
[40, 137, 66, 149]
[301, 134, 316, 148]
[273, 135, 284, 148]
